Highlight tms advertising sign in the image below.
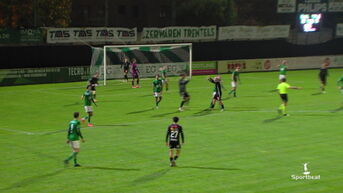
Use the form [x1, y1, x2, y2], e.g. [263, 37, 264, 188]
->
[47, 27, 137, 43]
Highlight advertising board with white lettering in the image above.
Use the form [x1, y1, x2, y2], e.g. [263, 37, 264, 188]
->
[141, 26, 216, 42]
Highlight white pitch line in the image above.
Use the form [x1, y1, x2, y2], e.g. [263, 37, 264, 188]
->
[0, 128, 35, 135]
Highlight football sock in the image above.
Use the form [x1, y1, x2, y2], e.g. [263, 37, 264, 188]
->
[124, 75, 128, 80]
[155, 98, 159, 106]
[132, 80, 134, 86]
[210, 102, 214, 108]
[180, 101, 185, 108]
[229, 90, 234, 94]
[221, 104, 224, 109]
[65, 152, 77, 161]
[93, 94, 96, 99]
[73, 152, 78, 164]
[88, 116, 91, 123]
[233, 91, 236, 97]
[174, 156, 178, 160]
[137, 79, 139, 85]
[279, 104, 286, 114]
[169, 157, 173, 162]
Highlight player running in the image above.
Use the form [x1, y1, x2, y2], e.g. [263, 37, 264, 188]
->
[88, 72, 99, 101]
[337, 74, 343, 106]
[152, 74, 163, 109]
[121, 57, 130, 82]
[64, 112, 85, 167]
[319, 58, 330, 93]
[131, 58, 140, 88]
[81, 86, 96, 127]
[165, 117, 184, 167]
[209, 76, 225, 111]
[160, 65, 169, 91]
[228, 67, 240, 97]
[178, 73, 190, 112]
[279, 60, 288, 81]
[276, 78, 301, 116]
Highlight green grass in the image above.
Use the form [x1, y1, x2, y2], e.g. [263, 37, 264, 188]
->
[0, 69, 342, 193]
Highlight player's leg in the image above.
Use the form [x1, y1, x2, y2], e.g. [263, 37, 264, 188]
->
[87, 111, 93, 127]
[169, 149, 174, 166]
[219, 99, 224, 111]
[210, 98, 217, 109]
[165, 80, 169, 91]
[124, 70, 128, 82]
[132, 77, 135, 88]
[175, 149, 181, 162]
[64, 141, 80, 167]
[136, 75, 140, 88]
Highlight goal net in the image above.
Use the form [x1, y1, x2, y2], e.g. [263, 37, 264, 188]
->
[99, 43, 192, 85]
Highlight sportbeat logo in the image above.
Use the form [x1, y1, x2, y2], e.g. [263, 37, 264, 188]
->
[291, 163, 320, 180]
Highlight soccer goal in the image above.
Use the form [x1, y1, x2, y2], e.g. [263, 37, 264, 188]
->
[95, 43, 192, 85]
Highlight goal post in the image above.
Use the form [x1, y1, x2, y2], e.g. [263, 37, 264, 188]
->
[101, 43, 192, 85]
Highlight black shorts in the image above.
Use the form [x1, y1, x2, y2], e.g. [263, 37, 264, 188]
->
[123, 67, 129, 72]
[132, 74, 139, 79]
[319, 74, 327, 84]
[181, 92, 190, 99]
[280, 94, 288, 102]
[213, 93, 222, 101]
[169, 141, 181, 149]
[86, 85, 96, 91]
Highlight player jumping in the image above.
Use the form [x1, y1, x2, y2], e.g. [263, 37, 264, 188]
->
[179, 73, 190, 112]
[64, 112, 85, 167]
[319, 58, 330, 93]
[165, 117, 184, 167]
[121, 57, 130, 82]
[88, 72, 99, 101]
[131, 58, 140, 88]
[152, 74, 163, 109]
[228, 67, 240, 97]
[81, 86, 96, 127]
[209, 76, 225, 111]
[279, 60, 288, 81]
[276, 78, 301, 116]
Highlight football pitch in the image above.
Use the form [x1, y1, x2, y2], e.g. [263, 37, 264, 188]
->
[0, 69, 342, 193]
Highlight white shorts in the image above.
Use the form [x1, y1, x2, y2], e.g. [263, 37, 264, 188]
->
[154, 92, 162, 97]
[231, 81, 237, 88]
[70, 140, 80, 149]
[279, 74, 286, 80]
[84, 106, 93, 113]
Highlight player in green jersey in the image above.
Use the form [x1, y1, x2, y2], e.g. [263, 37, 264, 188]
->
[160, 65, 169, 91]
[153, 74, 163, 109]
[337, 74, 343, 106]
[279, 60, 288, 81]
[228, 67, 241, 97]
[276, 78, 301, 116]
[81, 86, 95, 127]
[64, 112, 85, 167]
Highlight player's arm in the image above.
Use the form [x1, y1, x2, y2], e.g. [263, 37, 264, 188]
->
[289, 86, 301, 89]
[165, 128, 170, 146]
[208, 77, 215, 83]
[66, 127, 70, 143]
[77, 126, 85, 142]
[180, 127, 184, 144]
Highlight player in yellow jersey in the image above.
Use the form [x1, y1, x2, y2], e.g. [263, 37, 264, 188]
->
[276, 78, 301, 116]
